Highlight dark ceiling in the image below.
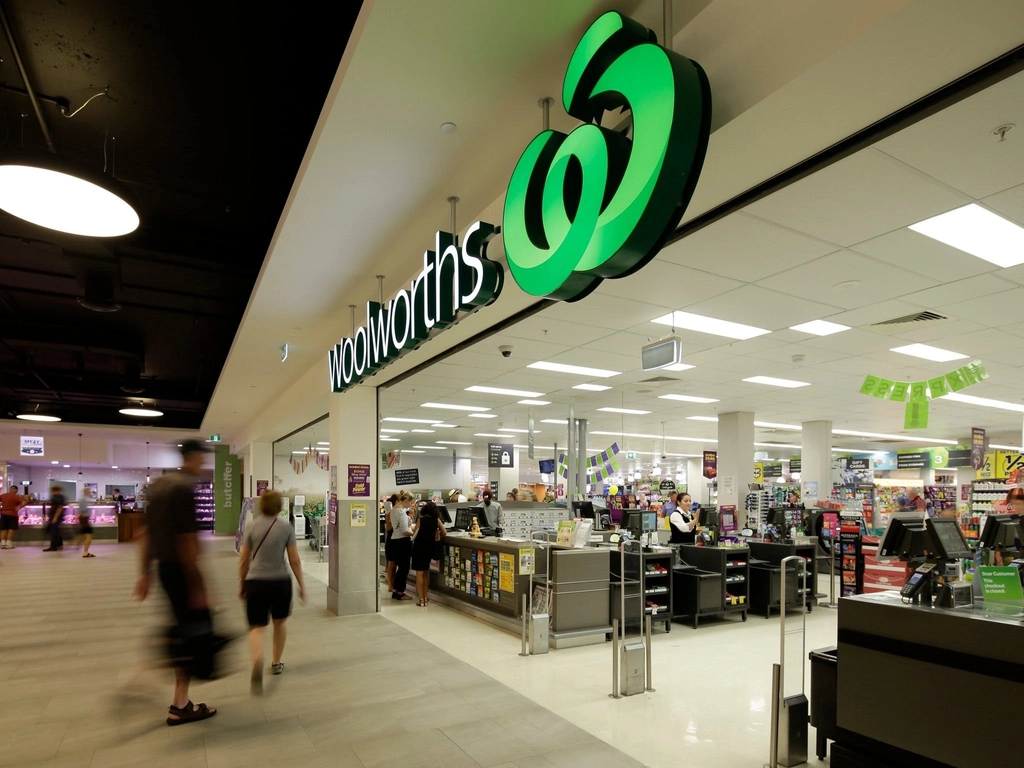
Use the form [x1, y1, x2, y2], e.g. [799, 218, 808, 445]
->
[0, 0, 362, 429]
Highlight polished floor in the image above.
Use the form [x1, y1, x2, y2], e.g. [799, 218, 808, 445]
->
[0, 537, 643, 768]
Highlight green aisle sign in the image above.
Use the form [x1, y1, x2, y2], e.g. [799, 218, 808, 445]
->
[503, 11, 711, 301]
[978, 566, 1024, 602]
[214, 445, 241, 535]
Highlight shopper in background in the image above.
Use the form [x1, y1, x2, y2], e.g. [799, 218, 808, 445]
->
[904, 488, 927, 513]
[669, 492, 699, 544]
[662, 491, 678, 519]
[0, 484, 25, 549]
[75, 494, 95, 557]
[383, 493, 399, 593]
[1006, 488, 1024, 513]
[239, 489, 307, 694]
[388, 490, 415, 601]
[411, 500, 446, 606]
[505, 489, 518, 502]
[133, 440, 218, 726]
[480, 489, 502, 529]
[42, 485, 66, 552]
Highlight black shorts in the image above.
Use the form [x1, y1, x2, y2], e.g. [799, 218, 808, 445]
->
[245, 579, 293, 627]
[79, 516, 93, 534]
[0, 514, 18, 530]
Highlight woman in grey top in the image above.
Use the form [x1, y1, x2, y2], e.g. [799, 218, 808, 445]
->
[388, 490, 415, 601]
[238, 490, 307, 695]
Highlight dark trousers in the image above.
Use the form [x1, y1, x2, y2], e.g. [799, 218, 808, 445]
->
[48, 520, 63, 549]
[390, 537, 411, 595]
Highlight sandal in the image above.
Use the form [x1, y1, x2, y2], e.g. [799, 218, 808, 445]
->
[392, 593, 413, 601]
[167, 700, 216, 726]
[83, 553, 96, 558]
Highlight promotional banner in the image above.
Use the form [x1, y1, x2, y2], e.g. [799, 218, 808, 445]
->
[213, 445, 240, 535]
[972, 427, 986, 471]
[347, 464, 370, 497]
[858, 359, 988, 429]
[702, 451, 717, 479]
[19, 436, 44, 456]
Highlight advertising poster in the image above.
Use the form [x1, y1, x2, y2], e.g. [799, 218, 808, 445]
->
[330, 465, 338, 494]
[499, 553, 515, 592]
[488, 443, 515, 468]
[349, 502, 367, 527]
[972, 427, 986, 471]
[328, 493, 337, 525]
[347, 464, 370, 497]
[518, 547, 535, 575]
[256, 480, 269, 496]
[395, 468, 420, 486]
[381, 451, 401, 470]
[19, 436, 44, 456]
[702, 451, 717, 479]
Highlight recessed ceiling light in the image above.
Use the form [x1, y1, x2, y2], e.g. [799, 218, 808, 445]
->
[50, 460, 59, 465]
[402, 449, 425, 454]
[119, 407, 164, 417]
[658, 394, 719, 404]
[686, 416, 719, 422]
[833, 280, 861, 292]
[468, 413, 497, 419]
[421, 402, 490, 412]
[440, 122, 457, 134]
[379, 429, 408, 433]
[410, 429, 435, 433]
[908, 203, 1024, 268]
[111, 466, 118, 469]
[292, 451, 307, 454]
[518, 399, 550, 406]
[382, 417, 437, 424]
[437, 441, 472, 445]
[789, 320, 850, 336]
[755, 421, 802, 430]
[473, 433, 506, 438]
[941, 392, 1024, 412]
[652, 310, 769, 340]
[465, 385, 543, 398]
[889, 343, 968, 363]
[541, 419, 568, 425]
[16, 412, 61, 422]
[527, 361, 621, 377]
[177, 444, 183, 447]
[663, 363, 696, 372]
[742, 376, 810, 389]
[380, 437, 400, 442]
[413, 445, 446, 450]
[597, 407, 651, 415]
[63, 464, 70, 468]
[831, 428, 957, 445]
[572, 383, 612, 392]
[430, 423, 457, 428]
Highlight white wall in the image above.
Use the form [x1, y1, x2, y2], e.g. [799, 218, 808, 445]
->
[273, 453, 329, 497]
[380, 455, 471, 494]
[12, 465, 163, 500]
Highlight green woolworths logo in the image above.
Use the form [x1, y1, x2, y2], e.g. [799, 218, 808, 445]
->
[503, 11, 711, 301]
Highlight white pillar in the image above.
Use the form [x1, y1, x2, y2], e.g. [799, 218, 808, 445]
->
[328, 385, 379, 616]
[717, 412, 755, 508]
[686, 457, 710, 507]
[801, 420, 833, 506]
[246, 442, 272, 498]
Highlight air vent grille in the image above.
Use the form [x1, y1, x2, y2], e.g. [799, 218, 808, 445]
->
[871, 311, 947, 326]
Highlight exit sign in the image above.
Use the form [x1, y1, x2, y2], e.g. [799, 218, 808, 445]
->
[626, 451, 638, 460]
[208, 434, 222, 443]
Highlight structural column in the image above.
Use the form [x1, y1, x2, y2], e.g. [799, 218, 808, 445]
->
[246, 442, 272, 498]
[328, 384, 379, 616]
[686, 457, 710, 507]
[801, 420, 833, 506]
[717, 412, 755, 508]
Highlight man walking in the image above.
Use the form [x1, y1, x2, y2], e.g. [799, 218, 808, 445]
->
[43, 485, 66, 551]
[133, 440, 218, 725]
[0, 484, 25, 549]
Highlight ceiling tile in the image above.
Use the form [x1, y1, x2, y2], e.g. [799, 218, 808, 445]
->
[851, 227, 997, 283]
[594, 259, 743, 306]
[903, 274, 1017, 310]
[985, 182, 1024, 226]
[744, 148, 969, 246]
[756, 250, 938, 309]
[681, 285, 840, 331]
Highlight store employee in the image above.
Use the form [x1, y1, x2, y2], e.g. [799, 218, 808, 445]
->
[669, 492, 699, 544]
[480, 490, 502, 529]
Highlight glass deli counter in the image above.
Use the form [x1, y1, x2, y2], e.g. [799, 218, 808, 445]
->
[17, 504, 119, 541]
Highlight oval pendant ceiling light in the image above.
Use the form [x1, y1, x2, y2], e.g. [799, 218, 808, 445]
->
[0, 152, 139, 237]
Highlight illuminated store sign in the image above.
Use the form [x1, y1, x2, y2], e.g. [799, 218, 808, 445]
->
[329, 223, 503, 392]
[503, 11, 711, 301]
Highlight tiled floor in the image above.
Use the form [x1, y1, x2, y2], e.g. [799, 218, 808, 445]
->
[0, 537, 643, 768]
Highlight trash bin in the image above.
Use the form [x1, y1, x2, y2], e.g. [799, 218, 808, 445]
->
[809, 646, 838, 760]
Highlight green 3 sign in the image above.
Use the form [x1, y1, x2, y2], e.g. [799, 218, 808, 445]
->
[503, 11, 711, 301]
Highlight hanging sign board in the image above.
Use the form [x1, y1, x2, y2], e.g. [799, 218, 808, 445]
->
[658, 479, 676, 493]
[702, 451, 717, 479]
[19, 436, 44, 456]
[488, 443, 515, 468]
[394, 468, 419, 486]
[972, 427, 986, 471]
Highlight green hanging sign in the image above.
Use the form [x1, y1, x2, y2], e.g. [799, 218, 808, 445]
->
[858, 360, 988, 430]
[503, 11, 711, 301]
[214, 445, 240, 535]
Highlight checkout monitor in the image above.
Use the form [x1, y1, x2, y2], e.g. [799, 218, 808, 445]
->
[436, 504, 454, 527]
[576, 501, 596, 524]
[876, 511, 928, 560]
[978, 513, 1021, 550]
[698, 507, 720, 528]
[925, 517, 973, 560]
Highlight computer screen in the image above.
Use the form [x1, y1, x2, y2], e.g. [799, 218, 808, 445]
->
[642, 511, 657, 532]
[925, 517, 973, 560]
[436, 504, 454, 527]
[698, 507, 719, 528]
[577, 501, 596, 522]
[979, 513, 1020, 549]
[620, 510, 641, 532]
[876, 511, 927, 560]
[538, 459, 555, 474]
[454, 506, 478, 530]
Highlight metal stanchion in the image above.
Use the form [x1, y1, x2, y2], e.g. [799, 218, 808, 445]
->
[765, 663, 781, 768]
[609, 618, 621, 698]
[519, 593, 529, 657]
[644, 614, 655, 692]
[822, 536, 839, 608]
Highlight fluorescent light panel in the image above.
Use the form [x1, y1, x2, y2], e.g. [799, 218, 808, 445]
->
[789, 320, 850, 336]
[541, 419, 568, 424]
[663, 363, 695, 372]
[658, 394, 719, 404]
[379, 429, 407, 433]
[436, 441, 472, 445]
[468, 413, 497, 419]
[597, 407, 651, 415]
[402, 450, 425, 454]
[473, 433, 505, 438]
[755, 421, 802, 430]
[410, 429, 435, 433]
[743, 376, 810, 388]
[991, 443, 1024, 450]
[686, 416, 718, 422]
[498, 428, 533, 433]
[382, 417, 436, 424]
[942, 392, 1024, 412]
[421, 402, 490, 411]
[652, 310, 769, 340]
[754, 442, 802, 449]
[889, 343, 968, 363]
[431, 423, 457, 428]
[908, 203, 1024, 268]
[528, 361, 620, 377]
[572, 383, 612, 391]
[413, 445, 446, 450]
[518, 399, 550, 405]
[831, 428, 957, 445]
[465, 385, 544, 397]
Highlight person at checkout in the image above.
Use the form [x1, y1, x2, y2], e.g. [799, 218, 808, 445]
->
[479, 489, 503, 531]
[669, 492, 700, 544]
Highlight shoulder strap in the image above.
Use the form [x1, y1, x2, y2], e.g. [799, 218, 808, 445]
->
[251, 517, 278, 561]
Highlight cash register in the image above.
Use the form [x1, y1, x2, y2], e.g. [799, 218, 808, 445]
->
[877, 512, 973, 607]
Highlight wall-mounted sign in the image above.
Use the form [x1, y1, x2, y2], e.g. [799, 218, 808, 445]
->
[19, 436, 43, 456]
[702, 451, 717, 479]
[761, 462, 783, 479]
[329, 222, 503, 392]
[503, 11, 711, 301]
[896, 452, 930, 470]
[790, 458, 801, 473]
[208, 434, 222, 443]
[256, 480, 269, 496]
[347, 464, 370, 497]
[947, 448, 972, 469]
[394, 468, 419, 486]
[488, 443, 515, 468]
[349, 502, 367, 528]
[658, 479, 676, 493]
[381, 451, 400, 470]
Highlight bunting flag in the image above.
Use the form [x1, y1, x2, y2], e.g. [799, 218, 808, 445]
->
[858, 359, 988, 430]
[290, 447, 330, 475]
[557, 443, 621, 482]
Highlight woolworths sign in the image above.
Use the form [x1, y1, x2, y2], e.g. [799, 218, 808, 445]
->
[327, 11, 709, 390]
[329, 223, 503, 392]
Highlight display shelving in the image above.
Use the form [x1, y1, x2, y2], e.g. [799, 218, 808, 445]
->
[195, 482, 214, 530]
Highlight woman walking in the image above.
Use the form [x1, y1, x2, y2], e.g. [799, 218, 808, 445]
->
[383, 493, 399, 593]
[388, 491, 415, 601]
[411, 500, 446, 606]
[238, 490, 307, 695]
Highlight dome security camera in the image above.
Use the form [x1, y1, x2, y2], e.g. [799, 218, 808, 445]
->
[499, 345, 513, 358]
